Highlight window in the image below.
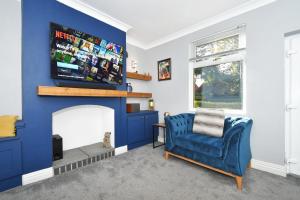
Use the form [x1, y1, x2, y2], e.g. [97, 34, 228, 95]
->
[196, 35, 239, 58]
[190, 26, 246, 111]
[193, 61, 243, 109]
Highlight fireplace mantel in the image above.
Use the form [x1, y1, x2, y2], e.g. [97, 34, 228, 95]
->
[37, 86, 152, 98]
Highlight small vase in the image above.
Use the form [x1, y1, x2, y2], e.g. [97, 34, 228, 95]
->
[126, 83, 133, 92]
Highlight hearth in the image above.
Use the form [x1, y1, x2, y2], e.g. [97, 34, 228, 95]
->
[53, 142, 114, 176]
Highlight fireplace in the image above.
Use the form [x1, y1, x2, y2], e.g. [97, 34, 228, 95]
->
[52, 105, 115, 150]
[51, 105, 116, 175]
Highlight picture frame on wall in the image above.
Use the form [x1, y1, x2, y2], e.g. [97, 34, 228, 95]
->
[158, 58, 171, 81]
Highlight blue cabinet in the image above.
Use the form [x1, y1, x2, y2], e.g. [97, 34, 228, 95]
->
[145, 114, 158, 140]
[127, 111, 158, 150]
[128, 115, 145, 144]
[0, 121, 24, 191]
[0, 137, 22, 192]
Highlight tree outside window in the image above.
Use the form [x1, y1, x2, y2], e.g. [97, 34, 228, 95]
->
[193, 61, 242, 109]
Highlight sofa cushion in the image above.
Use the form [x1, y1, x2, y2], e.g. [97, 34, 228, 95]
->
[0, 115, 18, 137]
[174, 133, 224, 158]
[193, 108, 225, 137]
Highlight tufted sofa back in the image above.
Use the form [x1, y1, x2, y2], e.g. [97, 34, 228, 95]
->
[165, 113, 194, 136]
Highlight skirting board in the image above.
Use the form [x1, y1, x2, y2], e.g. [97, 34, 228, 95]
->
[22, 167, 54, 185]
[115, 145, 128, 156]
[251, 159, 286, 177]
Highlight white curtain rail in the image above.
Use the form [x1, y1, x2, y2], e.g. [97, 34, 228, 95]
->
[191, 24, 246, 45]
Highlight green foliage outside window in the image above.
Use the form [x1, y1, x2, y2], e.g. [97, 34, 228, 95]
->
[193, 61, 242, 109]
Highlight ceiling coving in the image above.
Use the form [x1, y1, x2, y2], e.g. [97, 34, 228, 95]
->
[57, 0, 277, 49]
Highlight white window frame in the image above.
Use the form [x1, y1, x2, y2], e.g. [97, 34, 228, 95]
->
[189, 31, 247, 115]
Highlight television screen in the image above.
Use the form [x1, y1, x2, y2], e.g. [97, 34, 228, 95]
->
[50, 23, 124, 85]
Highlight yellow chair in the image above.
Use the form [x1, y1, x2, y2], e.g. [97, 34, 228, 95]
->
[0, 115, 18, 138]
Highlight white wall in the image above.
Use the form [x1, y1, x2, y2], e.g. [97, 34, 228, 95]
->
[0, 0, 22, 118]
[141, 0, 300, 166]
[52, 105, 115, 150]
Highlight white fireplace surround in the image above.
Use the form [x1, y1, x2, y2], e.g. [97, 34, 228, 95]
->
[52, 105, 115, 150]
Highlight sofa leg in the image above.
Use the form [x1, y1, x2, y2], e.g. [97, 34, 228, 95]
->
[247, 161, 252, 169]
[235, 176, 243, 191]
[164, 151, 169, 160]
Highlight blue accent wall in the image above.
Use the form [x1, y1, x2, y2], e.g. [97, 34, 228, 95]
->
[22, 0, 127, 174]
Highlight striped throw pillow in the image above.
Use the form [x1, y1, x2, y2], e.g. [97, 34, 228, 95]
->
[193, 108, 225, 137]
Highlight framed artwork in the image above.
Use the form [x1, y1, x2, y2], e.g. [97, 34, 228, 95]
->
[158, 58, 171, 81]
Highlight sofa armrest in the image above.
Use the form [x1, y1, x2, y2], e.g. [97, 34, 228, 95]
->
[223, 118, 253, 176]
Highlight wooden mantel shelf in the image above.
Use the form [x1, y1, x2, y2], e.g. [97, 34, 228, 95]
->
[127, 72, 152, 81]
[37, 86, 152, 98]
[126, 92, 152, 98]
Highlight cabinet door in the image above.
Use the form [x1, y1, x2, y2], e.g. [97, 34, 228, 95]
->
[0, 139, 22, 180]
[127, 116, 145, 144]
[145, 114, 158, 140]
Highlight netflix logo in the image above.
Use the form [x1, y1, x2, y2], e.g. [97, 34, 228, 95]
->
[55, 31, 76, 43]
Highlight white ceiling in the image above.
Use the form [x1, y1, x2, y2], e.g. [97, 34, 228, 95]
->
[64, 0, 276, 49]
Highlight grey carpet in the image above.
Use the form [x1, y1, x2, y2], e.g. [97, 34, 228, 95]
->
[1, 145, 300, 200]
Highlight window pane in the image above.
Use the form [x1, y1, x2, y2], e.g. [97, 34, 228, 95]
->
[196, 35, 239, 57]
[193, 61, 242, 110]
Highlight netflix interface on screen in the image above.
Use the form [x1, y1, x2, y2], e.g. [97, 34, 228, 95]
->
[50, 23, 124, 85]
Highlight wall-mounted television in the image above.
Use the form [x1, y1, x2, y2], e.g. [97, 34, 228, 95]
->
[50, 23, 124, 85]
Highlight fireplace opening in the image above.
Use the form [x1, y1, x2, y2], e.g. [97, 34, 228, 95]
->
[52, 105, 115, 175]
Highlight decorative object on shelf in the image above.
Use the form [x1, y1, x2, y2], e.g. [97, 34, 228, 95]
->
[103, 132, 112, 148]
[148, 99, 155, 111]
[158, 58, 171, 81]
[127, 58, 139, 73]
[126, 103, 140, 113]
[126, 83, 133, 92]
[164, 112, 170, 117]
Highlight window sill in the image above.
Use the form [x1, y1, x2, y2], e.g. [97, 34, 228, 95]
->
[224, 109, 246, 116]
[189, 108, 246, 117]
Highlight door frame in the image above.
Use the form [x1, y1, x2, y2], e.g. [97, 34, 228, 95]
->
[284, 33, 300, 174]
[284, 34, 290, 174]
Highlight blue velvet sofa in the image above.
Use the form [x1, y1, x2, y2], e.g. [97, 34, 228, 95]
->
[164, 113, 253, 190]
